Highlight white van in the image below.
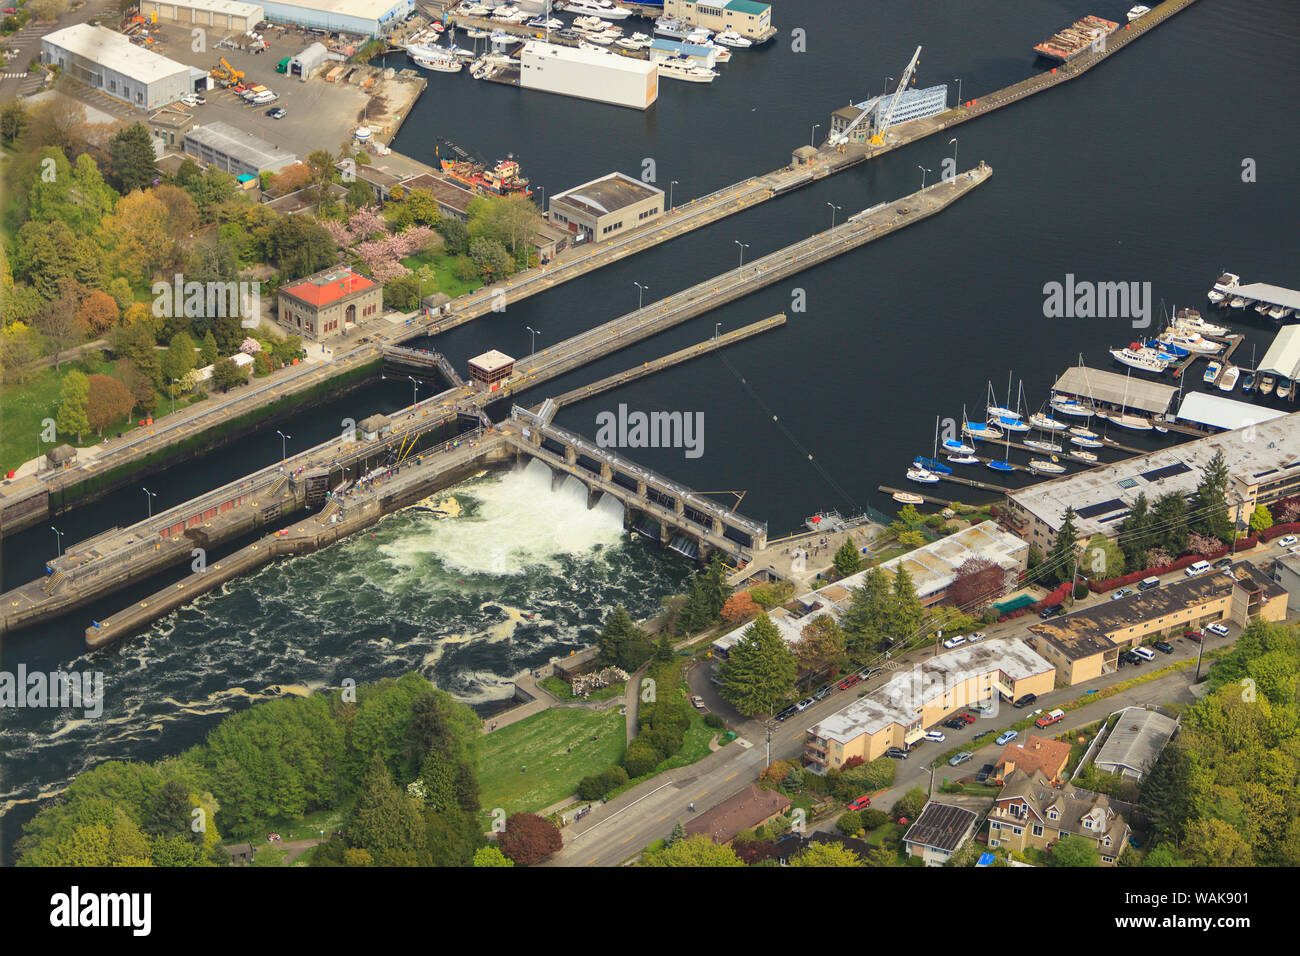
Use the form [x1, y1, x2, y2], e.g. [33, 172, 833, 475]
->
[1133, 646, 1156, 661]
[1184, 560, 1211, 577]
[1137, 575, 1161, 591]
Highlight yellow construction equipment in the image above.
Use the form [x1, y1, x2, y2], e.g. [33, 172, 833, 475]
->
[220, 57, 244, 81]
[868, 45, 922, 147]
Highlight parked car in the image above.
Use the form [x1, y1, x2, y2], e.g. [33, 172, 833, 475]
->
[1038, 604, 1065, 619]
[884, 747, 910, 760]
[942, 634, 967, 649]
[1206, 622, 1230, 637]
[948, 751, 974, 766]
[996, 730, 1019, 745]
[1013, 693, 1037, 709]
[1211, 557, 1234, 570]
[971, 702, 997, 717]
[975, 762, 995, 782]
[967, 631, 986, 643]
[956, 713, 976, 725]
[813, 684, 832, 701]
[924, 730, 946, 743]
[1120, 649, 1142, 665]
[1111, 587, 1133, 600]
[267, 106, 287, 119]
[795, 697, 815, 711]
[838, 674, 861, 691]
[1277, 535, 1298, 548]
[192, 94, 206, 105]
[1184, 560, 1211, 577]
[1153, 640, 1175, 654]
[848, 794, 872, 811]
[775, 705, 799, 721]
[943, 717, 966, 730]
[859, 667, 882, 680]
[690, 695, 706, 710]
[1184, 629, 1203, 643]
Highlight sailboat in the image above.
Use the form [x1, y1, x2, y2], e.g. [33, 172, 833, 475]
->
[962, 403, 1002, 441]
[915, 417, 954, 474]
[1069, 448, 1099, 463]
[987, 377, 1030, 432]
[1029, 458, 1066, 475]
[1070, 433, 1104, 448]
[1049, 395, 1095, 418]
[986, 424, 1015, 473]
[942, 437, 976, 456]
[1109, 367, 1154, 430]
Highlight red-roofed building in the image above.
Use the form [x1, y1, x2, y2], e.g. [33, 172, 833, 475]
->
[276, 266, 382, 343]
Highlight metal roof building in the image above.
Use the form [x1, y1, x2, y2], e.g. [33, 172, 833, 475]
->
[1257, 325, 1300, 379]
[1092, 707, 1178, 780]
[140, 0, 265, 31]
[42, 23, 196, 110]
[1233, 282, 1300, 312]
[1052, 365, 1177, 414]
[183, 121, 298, 176]
[1174, 391, 1288, 432]
[258, 0, 413, 36]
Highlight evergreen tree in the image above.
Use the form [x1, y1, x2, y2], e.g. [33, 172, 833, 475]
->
[200, 329, 219, 366]
[667, 821, 686, 846]
[109, 123, 159, 194]
[839, 568, 893, 656]
[345, 753, 426, 866]
[1045, 506, 1081, 586]
[596, 605, 652, 671]
[1152, 491, 1190, 558]
[888, 566, 924, 642]
[1117, 492, 1153, 570]
[655, 633, 674, 663]
[1138, 743, 1194, 846]
[833, 536, 862, 577]
[1190, 450, 1233, 544]
[717, 613, 797, 717]
[55, 369, 90, 444]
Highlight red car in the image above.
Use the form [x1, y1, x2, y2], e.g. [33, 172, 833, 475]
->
[3, 8, 16, 13]
[847, 794, 872, 811]
[838, 674, 861, 691]
[1184, 629, 1203, 643]
[955, 713, 976, 725]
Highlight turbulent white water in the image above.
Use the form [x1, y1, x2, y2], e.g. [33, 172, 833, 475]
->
[0, 461, 692, 842]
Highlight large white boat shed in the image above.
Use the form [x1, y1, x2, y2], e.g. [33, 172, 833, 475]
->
[141, 0, 265, 32]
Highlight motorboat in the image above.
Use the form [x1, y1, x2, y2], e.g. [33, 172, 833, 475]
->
[1028, 412, 1067, 431]
[655, 15, 710, 39]
[713, 29, 752, 47]
[1069, 449, 1099, 463]
[583, 30, 614, 43]
[565, 0, 632, 19]
[892, 491, 925, 504]
[1173, 308, 1229, 338]
[703, 42, 731, 62]
[1278, 378, 1294, 400]
[1160, 330, 1221, 354]
[1030, 459, 1067, 475]
[1269, 305, 1289, 321]
[408, 44, 464, 72]
[1109, 345, 1168, 374]
[941, 438, 975, 455]
[1241, 370, 1257, 393]
[907, 467, 941, 484]
[1024, 438, 1064, 453]
[616, 32, 652, 48]
[526, 16, 564, 30]
[1259, 374, 1276, 396]
[1071, 434, 1104, 448]
[1203, 360, 1222, 384]
[1050, 396, 1095, 417]
[1229, 295, 1249, 309]
[1207, 289, 1227, 305]
[492, 4, 529, 23]
[1255, 301, 1272, 315]
[1126, 4, 1151, 20]
[656, 58, 718, 82]
[1218, 365, 1240, 392]
[572, 15, 614, 32]
[946, 454, 980, 465]
[465, 26, 491, 38]
[1212, 272, 1240, 294]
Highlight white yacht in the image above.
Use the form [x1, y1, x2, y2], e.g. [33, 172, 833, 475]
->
[565, 0, 632, 19]
[1126, 5, 1151, 20]
[702, 42, 730, 62]
[1212, 272, 1240, 294]
[616, 32, 653, 49]
[408, 44, 464, 72]
[1029, 459, 1067, 475]
[1173, 308, 1229, 337]
[1229, 294, 1249, 309]
[492, 4, 528, 23]
[656, 58, 718, 82]
[1024, 438, 1064, 453]
[713, 29, 752, 47]
[526, 16, 564, 30]
[1158, 329, 1222, 354]
[1268, 305, 1290, 321]
[1218, 365, 1240, 392]
[1109, 345, 1169, 374]
[1028, 412, 1067, 432]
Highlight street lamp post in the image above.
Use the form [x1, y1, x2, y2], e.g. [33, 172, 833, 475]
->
[810, 123, 819, 147]
[276, 430, 290, 465]
[954, 76, 962, 107]
[918, 165, 932, 188]
[949, 137, 958, 180]
[669, 179, 678, 211]
[51, 526, 63, 558]
[714, 322, 721, 340]
[408, 375, 419, 405]
[886, 75, 894, 97]
[143, 487, 157, 519]
[526, 325, 541, 355]
[734, 239, 749, 267]
[169, 377, 176, 416]
[634, 281, 647, 310]
[826, 202, 842, 228]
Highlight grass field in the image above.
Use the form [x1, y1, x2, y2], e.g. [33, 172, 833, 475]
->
[477, 707, 626, 818]
[400, 251, 483, 300]
[538, 675, 627, 703]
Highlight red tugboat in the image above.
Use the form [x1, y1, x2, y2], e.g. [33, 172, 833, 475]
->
[440, 155, 532, 197]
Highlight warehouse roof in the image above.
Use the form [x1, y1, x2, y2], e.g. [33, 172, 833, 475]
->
[1092, 707, 1177, 779]
[155, 0, 264, 17]
[725, 0, 770, 14]
[521, 39, 656, 74]
[185, 121, 297, 172]
[1053, 365, 1177, 414]
[44, 23, 191, 84]
[550, 171, 662, 218]
[261, 0, 407, 21]
[1257, 325, 1300, 378]
[1234, 282, 1300, 311]
[1174, 391, 1287, 431]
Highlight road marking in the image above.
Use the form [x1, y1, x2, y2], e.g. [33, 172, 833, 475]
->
[725, 772, 738, 781]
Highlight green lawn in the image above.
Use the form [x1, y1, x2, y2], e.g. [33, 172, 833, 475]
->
[0, 355, 163, 473]
[477, 707, 626, 819]
[538, 675, 627, 703]
[401, 251, 484, 300]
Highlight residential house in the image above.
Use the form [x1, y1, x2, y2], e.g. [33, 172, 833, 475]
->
[903, 802, 980, 866]
[987, 769, 1130, 865]
[684, 784, 790, 845]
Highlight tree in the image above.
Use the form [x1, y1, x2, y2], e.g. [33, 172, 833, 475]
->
[1045, 506, 1080, 586]
[717, 613, 797, 717]
[889, 566, 924, 642]
[212, 357, 249, 391]
[497, 813, 562, 866]
[795, 614, 848, 676]
[1191, 450, 1234, 544]
[891, 786, 926, 822]
[383, 273, 421, 311]
[789, 842, 864, 867]
[1249, 504, 1273, 535]
[55, 370, 90, 444]
[345, 754, 425, 866]
[472, 846, 514, 867]
[76, 290, 119, 337]
[837, 811, 863, 835]
[947, 556, 1004, 613]
[641, 834, 744, 867]
[0, 321, 41, 384]
[102, 190, 173, 281]
[390, 188, 443, 229]
[34, 280, 84, 370]
[839, 568, 893, 655]
[667, 821, 686, 846]
[1050, 833, 1099, 866]
[161, 332, 197, 389]
[1181, 818, 1253, 867]
[467, 194, 543, 261]
[0, 100, 27, 144]
[267, 216, 336, 279]
[199, 330, 219, 366]
[1138, 743, 1193, 846]
[437, 216, 470, 255]
[468, 236, 512, 281]
[1151, 491, 1190, 558]
[109, 123, 159, 194]
[720, 591, 760, 626]
[86, 374, 133, 436]
[833, 536, 862, 577]
[595, 605, 652, 672]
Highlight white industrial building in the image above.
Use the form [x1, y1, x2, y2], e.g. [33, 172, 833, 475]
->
[42, 23, 201, 110]
[140, 0, 265, 32]
[183, 121, 298, 176]
[829, 84, 949, 144]
[519, 41, 658, 111]
[257, 0, 413, 36]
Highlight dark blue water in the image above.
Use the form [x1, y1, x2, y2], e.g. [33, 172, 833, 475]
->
[2, 0, 1297, 859]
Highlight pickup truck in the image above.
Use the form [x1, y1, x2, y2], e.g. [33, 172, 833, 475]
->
[1034, 708, 1065, 728]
